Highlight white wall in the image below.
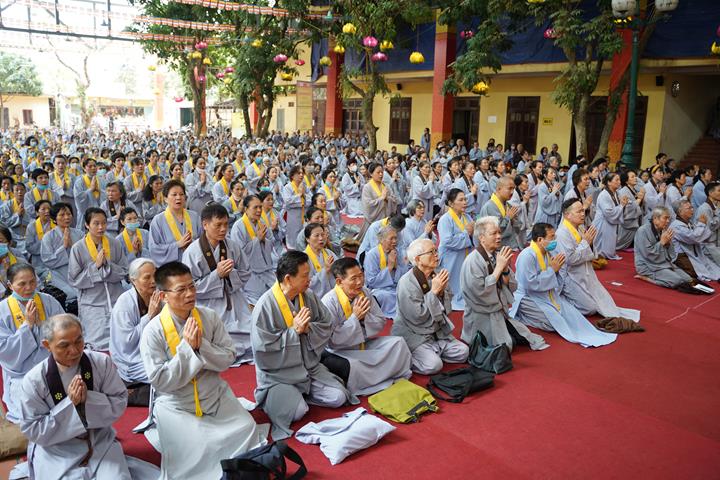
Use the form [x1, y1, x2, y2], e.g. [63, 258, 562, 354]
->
[2, 95, 51, 127]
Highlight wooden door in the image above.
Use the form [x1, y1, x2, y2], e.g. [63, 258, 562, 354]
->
[505, 96, 540, 154]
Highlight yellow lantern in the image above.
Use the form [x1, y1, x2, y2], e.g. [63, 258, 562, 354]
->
[224, 78, 232, 85]
[409, 51, 425, 64]
[380, 40, 394, 51]
[281, 72, 294, 81]
[319, 56, 332, 67]
[148, 65, 157, 71]
[712, 42, 720, 55]
[251, 39, 263, 48]
[203, 57, 212, 65]
[333, 44, 345, 54]
[191, 51, 202, 60]
[471, 81, 489, 95]
[342, 23, 357, 35]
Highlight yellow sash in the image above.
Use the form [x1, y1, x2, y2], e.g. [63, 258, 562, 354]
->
[529, 241, 561, 311]
[242, 214, 256, 240]
[85, 234, 111, 261]
[8, 294, 47, 329]
[54, 171, 69, 189]
[11, 199, 20, 214]
[122, 229, 142, 253]
[164, 208, 192, 242]
[323, 184, 335, 201]
[219, 178, 229, 195]
[380, 217, 389, 227]
[159, 305, 204, 417]
[229, 197, 241, 213]
[334, 285, 365, 350]
[113, 168, 125, 180]
[448, 208, 470, 256]
[261, 209, 276, 227]
[562, 219, 582, 244]
[32, 188, 52, 202]
[271, 281, 305, 328]
[35, 219, 55, 241]
[0, 191, 13, 202]
[233, 160, 243, 173]
[290, 181, 305, 216]
[304, 174, 315, 188]
[83, 175, 99, 198]
[378, 244, 387, 269]
[132, 173, 147, 190]
[252, 162, 263, 176]
[147, 163, 158, 176]
[305, 246, 330, 272]
[152, 192, 165, 205]
[369, 179, 384, 197]
[8, 252, 17, 265]
[491, 193, 506, 217]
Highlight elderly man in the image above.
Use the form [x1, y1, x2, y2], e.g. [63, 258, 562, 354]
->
[363, 224, 409, 317]
[478, 176, 520, 248]
[14, 314, 158, 480]
[322, 257, 412, 395]
[634, 206, 707, 292]
[556, 199, 641, 321]
[140, 262, 268, 480]
[392, 238, 469, 375]
[670, 199, 720, 282]
[510, 223, 617, 347]
[695, 181, 720, 265]
[460, 216, 548, 351]
[110, 258, 162, 406]
[184, 203, 255, 364]
[251, 251, 355, 441]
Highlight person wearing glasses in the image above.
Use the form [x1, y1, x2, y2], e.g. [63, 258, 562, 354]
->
[139, 261, 268, 480]
[392, 238, 469, 375]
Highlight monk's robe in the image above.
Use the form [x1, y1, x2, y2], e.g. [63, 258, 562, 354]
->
[0, 292, 64, 423]
[322, 285, 412, 395]
[183, 234, 255, 363]
[140, 305, 268, 480]
[509, 242, 617, 348]
[460, 247, 547, 351]
[251, 284, 356, 440]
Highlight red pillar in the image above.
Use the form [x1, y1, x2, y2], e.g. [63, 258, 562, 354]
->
[324, 47, 344, 136]
[607, 29, 634, 164]
[431, 13, 456, 149]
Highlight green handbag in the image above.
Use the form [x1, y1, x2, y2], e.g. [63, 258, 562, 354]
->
[368, 379, 439, 423]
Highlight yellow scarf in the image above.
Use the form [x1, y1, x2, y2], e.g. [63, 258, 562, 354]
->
[83, 175, 99, 198]
[290, 181, 305, 216]
[562, 219, 582, 244]
[242, 214, 256, 240]
[132, 172, 147, 190]
[323, 183, 335, 201]
[147, 163, 158, 176]
[54, 171, 70, 189]
[491, 193, 506, 217]
[305, 245, 330, 272]
[11, 199, 20, 214]
[8, 294, 47, 329]
[159, 305, 204, 416]
[229, 196, 241, 213]
[252, 162, 263, 176]
[334, 285, 365, 350]
[219, 178, 230, 196]
[271, 281, 305, 328]
[529, 241, 561, 311]
[448, 208, 470, 256]
[152, 192, 165, 205]
[32, 188, 52, 202]
[164, 208, 192, 242]
[377, 244, 387, 269]
[35, 218, 55, 241]
[122, 228, 142, 254]
[380, 217, 389, 227]
[261, 209, 276, 227]
[85, 234, 111, 261]
[304, 174, 314, 188]
[369, 179, 384, 197]
[233, 160, 243, 174]
[0, 191, 13, 202]
[113, 167, 126, 180]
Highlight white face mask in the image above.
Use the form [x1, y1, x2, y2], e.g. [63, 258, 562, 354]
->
[349, 165, 357, 173]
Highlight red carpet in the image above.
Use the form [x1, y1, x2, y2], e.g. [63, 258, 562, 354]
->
[108, 254, 720, 479]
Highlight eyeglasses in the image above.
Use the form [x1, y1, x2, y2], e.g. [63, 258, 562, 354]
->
[163, 283, 197, 295]
[417, 248, 438, 257]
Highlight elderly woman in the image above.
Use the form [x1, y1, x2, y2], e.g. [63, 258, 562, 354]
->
[363, 223, 408, 318]
[109, 258, 162, 406]
[438, 188, 474, 311]
[402, 199, 436, 251]
[670, 199, 720, 282]
[359, 162, 399, 241]
[460, 216, 548, 350]
[392, 238, 469, 375]
[68, 207, 129, 351]
[0, 263, 64, 423]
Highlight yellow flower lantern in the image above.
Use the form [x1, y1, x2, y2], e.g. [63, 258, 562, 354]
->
[409, 51, 425, 64]
[712, 42, 720, 55]
[224, 78, 232, 85]
[471, 81, 490, 95]
[342, 23, 357, 35]
[203, 57, 212, 65]
[333, 44, 345, 54]
[281, 72, 294, 81]
[380, 40, 394, 51]
[191, 51, 202, 60]
[251, 39, 263, 48]
[148, 65, 157, 71]
[319, 56, 332, 67]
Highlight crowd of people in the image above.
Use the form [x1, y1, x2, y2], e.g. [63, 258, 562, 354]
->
[0, 126, 718, 479]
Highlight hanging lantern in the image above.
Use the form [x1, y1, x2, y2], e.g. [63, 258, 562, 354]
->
[281, 72, 294, 81]
[197, 75, 207, 84]
[409, 51, 425, 64]
[319, 56, 332, 67]
[460, 30, 474, 39]
[471, 81, 489, 95]
[191, 51, 202, 60]
[148, 65, 157, 71]
[611, 0, 636, 18]
[225, 66, 235, 73]
[371, 52, 388, 62]
[333, 44, 345, 54]
[654, 0, 679, 12]
[273, 54, 288, 63]
[203, 57, 212, 65]
[251, 39, 263, 48]
[712, 42, 720, 55]
[380, 40, 394, 51]
[224, 78, 232, 85]
[295, 59, 305, 66]
[544, 28, 557, 39]
[174, 97, 184, 103]
[195, 41, 208, 50]
[342, 23, 357, 35]
[362, 36, 378, 48]
[216, 72, 225, 79]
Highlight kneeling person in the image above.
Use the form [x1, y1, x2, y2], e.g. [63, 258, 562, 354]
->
[321, 258, 412, 395]
[252, 251, 356, 441]
[140, 262, 268, 480]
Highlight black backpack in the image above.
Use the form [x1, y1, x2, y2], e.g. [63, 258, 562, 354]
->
[221, 441, 307, 480]
[427, 366, 495, 403]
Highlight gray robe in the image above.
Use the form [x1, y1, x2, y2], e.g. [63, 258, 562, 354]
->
[40, 227, 84, 301]
[479, 198, 517, 248]
[0, 201, 30, 252]
[306, 247, 338, 299]
[321, 286, 412, 396]
[670, 218, 720, 282]
[633, 223, 692, 288]
[695, 201, 720, 265]
[148, 209, 202, 265]
[617, 186, 644, 250]
[73, 175, 105, 229]
[508, 189, 529, 250]
[251, 287, 356, 440]
[68, 235, 128, 351]
[229, 216, 276, 305]
[183, 236, 254, 363]
[460, 249, 547, 351]
[184, 172, 214, 214]
[140, 305, 267, 479]
[24, 219, 53, 278]
[592, 189, 625, 259]
[109, 288, 151, 384]
[281, 182, 306, 250]
[358, 181, 399, 242]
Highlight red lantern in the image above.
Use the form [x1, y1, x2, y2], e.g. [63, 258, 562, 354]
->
[363, 36, 378, 48]
[216, 72, 225, 79]
[295, 59, 305, 66]
[544, 28, 557, 39]
[273, 54, 288, 63]
[225, 66, 235, 73]
[460, 30, 474, 39]
[371, 52, 388, 62]
[174, 97, 183, 103]
[195, 41, 208, 50]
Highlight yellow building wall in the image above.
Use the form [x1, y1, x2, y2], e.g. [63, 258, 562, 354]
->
[3, 95, 51, 128]
[373, 80, 434, 151]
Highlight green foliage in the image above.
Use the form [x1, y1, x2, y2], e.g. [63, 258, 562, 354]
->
[0, 52, 43, 97]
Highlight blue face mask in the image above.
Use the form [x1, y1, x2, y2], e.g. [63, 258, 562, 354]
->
[546, 240, 558, 252]
[255, 157, 263, 165]
[0, 243, 8, 257]
[259, 186, 271, 192]
[11, 291, 35, 302]
[37, 184, 49, 191]
[126, 222, 140, 231]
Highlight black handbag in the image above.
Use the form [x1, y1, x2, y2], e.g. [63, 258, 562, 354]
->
[220, 441, 307, 480]
[468, 331, 513, 374]
[427, 366, 495, 403]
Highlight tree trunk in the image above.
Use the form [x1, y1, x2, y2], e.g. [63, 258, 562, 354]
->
[188, 64, 206, 137]
[362, 91, 377, 154]
[259, 89, 274, 138]
[239, 96, 253, 137]
[594, 92, 623, 161]
[573, 94, 590, 159]
[0, 96, 5, 130]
